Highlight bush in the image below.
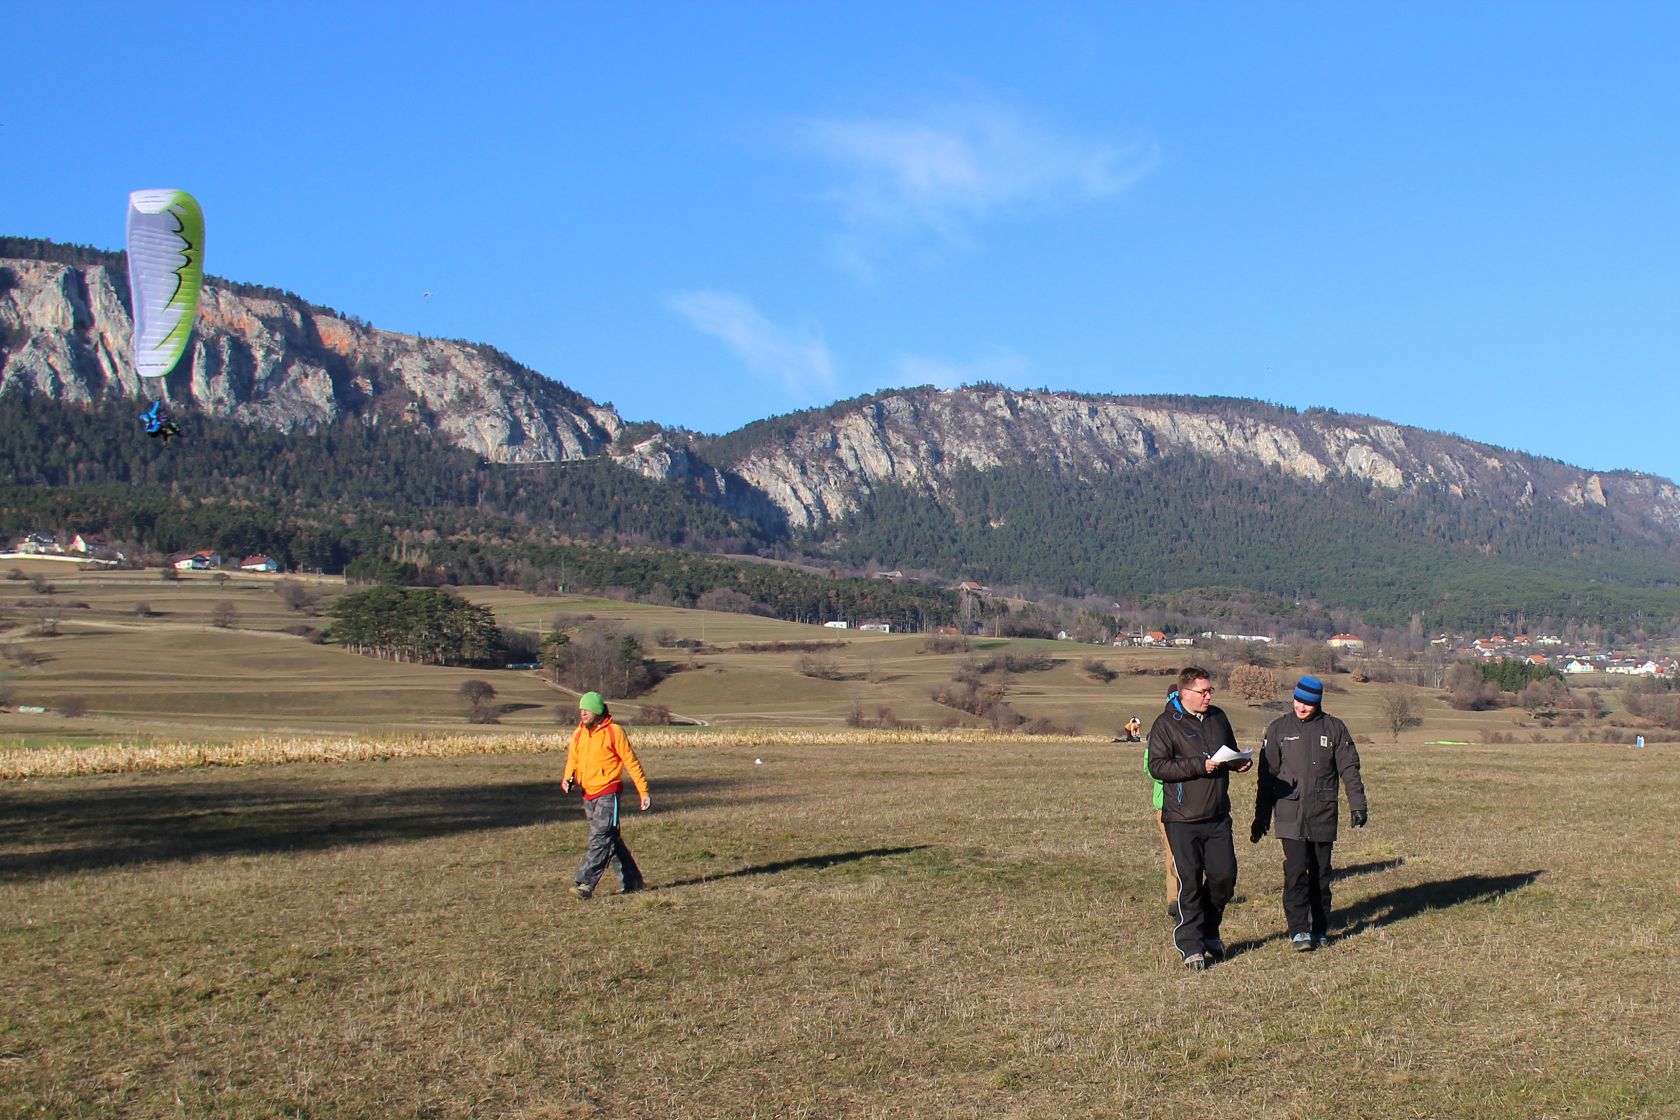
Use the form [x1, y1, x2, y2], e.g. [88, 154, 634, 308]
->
[132, 601, 155, 618]
[635, 704, 674, 725]
[920, 633, 971, 654]
[211, 602, 239, 629]
[797, 654, 845, 680]
[55, 694, 89, 718]
[1080, 657, 1117, 684]
[276, 580, 318, 613]
[466, 702, 501, 725]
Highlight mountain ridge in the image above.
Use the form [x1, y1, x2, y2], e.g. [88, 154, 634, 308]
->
[5, 237, 1680, 634]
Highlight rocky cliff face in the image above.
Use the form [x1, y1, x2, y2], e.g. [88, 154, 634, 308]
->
[720, 386, 1680, 536]
[7, 250, 1679, 545]
[0, 256, 621, 463]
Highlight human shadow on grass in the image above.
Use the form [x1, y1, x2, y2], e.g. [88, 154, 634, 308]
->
[654, 845, 932, 891]
[0, 774, 754, 880]
[1225, 870, 1542, 958]
[1330, 857, 1406, 881]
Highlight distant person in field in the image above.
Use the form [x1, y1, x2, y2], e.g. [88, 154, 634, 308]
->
[561, 691, 651, 899]
[1249, 675, 1368, 951]
[1148, 666, 1252, 970]
[1123, 715, 1142, 742]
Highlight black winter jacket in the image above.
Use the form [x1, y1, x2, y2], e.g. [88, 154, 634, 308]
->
[1147, 694, 1243, 824]
[1253, 709, 1367, 842]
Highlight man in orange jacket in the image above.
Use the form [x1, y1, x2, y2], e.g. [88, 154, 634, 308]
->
[561, 691, 651, 899]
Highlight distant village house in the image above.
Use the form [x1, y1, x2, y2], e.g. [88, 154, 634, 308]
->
[173, 550, 222, 571]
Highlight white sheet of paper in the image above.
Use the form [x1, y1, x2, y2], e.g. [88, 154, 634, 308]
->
[1210, 745, 1252, 763]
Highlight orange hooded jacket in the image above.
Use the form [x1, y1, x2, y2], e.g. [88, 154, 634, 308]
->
[562, 715, 650, 801]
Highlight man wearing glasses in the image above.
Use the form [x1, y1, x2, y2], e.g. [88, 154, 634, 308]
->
[1147, 666, 1253, 970]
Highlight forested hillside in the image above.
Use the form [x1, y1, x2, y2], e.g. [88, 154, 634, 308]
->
[0, 394, 956, 631]
[822, 458, 1680, 634]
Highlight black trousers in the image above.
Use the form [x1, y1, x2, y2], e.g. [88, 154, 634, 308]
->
[1165, 816, 1237, 960]
[576, 792, 644, 892]
[1281, 838, 1335, 937]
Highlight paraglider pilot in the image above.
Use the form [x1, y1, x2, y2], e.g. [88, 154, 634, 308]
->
[141, 399, 182, 443]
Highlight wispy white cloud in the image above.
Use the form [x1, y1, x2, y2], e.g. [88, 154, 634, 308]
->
[670, 290, 838, 401]
[893, 350, 1031, 391]
[790, 94, 1155, 247]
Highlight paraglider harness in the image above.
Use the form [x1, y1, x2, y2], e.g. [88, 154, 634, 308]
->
[140, 400, 182, 443]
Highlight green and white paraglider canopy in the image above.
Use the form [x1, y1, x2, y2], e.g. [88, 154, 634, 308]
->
[125, 188, 205, 392]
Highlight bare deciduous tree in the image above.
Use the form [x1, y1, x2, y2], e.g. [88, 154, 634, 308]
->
[1229, 664, 1284, 705]
[1379, 688, 1424, 741]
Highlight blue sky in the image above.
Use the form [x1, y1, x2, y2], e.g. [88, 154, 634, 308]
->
[6, 2, 1679, 483]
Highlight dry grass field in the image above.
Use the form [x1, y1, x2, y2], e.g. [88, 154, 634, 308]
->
[0, 562, 1186, 744]
[4, 730, 1677, 1118]
[3, 560, 1655, 751]
[4, 562, 1678, 1115]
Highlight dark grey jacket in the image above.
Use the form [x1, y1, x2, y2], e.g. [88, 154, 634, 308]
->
[1253, 709, 1367, 842]
[1147, 695, 1242, 824]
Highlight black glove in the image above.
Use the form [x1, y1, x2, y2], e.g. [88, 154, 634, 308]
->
[1249, 821, 1267, 844]
[1350, 809, 1368, 828]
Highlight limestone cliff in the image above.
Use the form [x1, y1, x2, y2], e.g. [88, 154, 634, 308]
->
[0, 256, 620, 463]
[6, 249, 1679, 546]
[716, 386, 1680, 536]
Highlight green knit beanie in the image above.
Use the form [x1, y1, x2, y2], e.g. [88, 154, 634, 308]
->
[578, 691, 606, 715]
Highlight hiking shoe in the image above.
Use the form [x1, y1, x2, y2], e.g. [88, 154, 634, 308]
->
[1167, 901, 1181, 920]
[1314, 935, 1331, 949]
[568, 883, 593, 901]
[1291, 932, 1315, 952]
[1205, 939, 1226, 962]
[619, 882, 645, 895]
[1183, 954, 1207, 971]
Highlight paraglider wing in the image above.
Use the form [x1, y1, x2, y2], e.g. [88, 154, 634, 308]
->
[126, 189, 205, 379]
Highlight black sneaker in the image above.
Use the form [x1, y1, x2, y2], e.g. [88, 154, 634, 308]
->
[1167, 901, 1181, 920]
[620, 882, 645, 895]
[1205, 939, 1225, 962]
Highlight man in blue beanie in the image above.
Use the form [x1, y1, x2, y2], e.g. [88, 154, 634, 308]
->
[1250, 674, 1368, 951]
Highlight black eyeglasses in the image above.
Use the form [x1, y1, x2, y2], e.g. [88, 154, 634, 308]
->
[1183, 686, 1214, 697]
